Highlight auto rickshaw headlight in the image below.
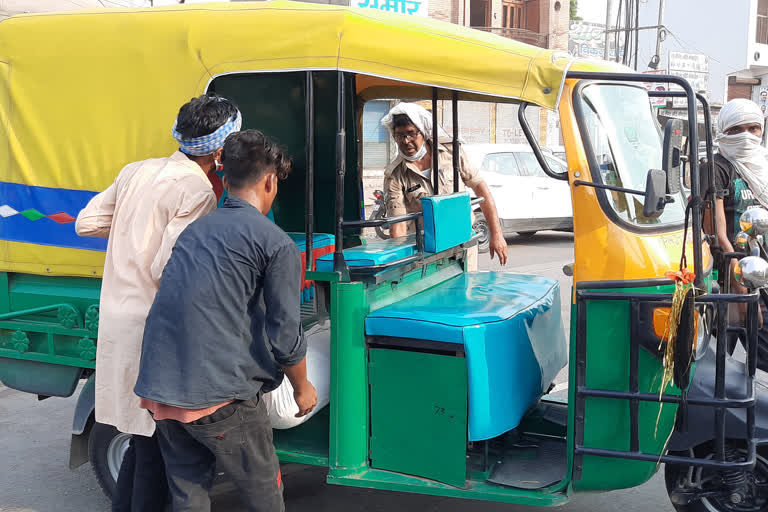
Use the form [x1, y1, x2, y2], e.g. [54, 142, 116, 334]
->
[739, 208, 768, 236]
[735, 256, 768, 289]
[735, 231, 751, 251]
[653, 307, 700, 345]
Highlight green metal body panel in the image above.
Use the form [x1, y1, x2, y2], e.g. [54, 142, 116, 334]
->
[569, 284, 679, 492]
[0, 272, 100, 396]
[274, 406, 330, 467]
[328, 280, 369, 474]
[327, 468, 569, 506]
[369, 348, 468, 487]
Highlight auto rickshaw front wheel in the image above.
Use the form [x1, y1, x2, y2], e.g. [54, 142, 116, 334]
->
[664, 445, 768, 511]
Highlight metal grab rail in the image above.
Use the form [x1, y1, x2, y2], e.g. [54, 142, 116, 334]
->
[342, 196, 484, 230]
[518, 101, 568, 181]
[573, 284, 759, 479]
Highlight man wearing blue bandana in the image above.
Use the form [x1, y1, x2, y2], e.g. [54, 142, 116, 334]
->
[75, 94, 241, 512]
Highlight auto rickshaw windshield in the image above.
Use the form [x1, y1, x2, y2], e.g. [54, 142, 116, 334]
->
[579, 83, 687, 227]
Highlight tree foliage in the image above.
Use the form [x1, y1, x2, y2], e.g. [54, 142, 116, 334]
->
[570, 0, 582, 21]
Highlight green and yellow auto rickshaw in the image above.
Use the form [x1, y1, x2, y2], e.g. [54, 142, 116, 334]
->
[0, 3, 765, 510]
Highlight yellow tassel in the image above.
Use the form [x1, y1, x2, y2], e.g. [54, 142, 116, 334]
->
[654, 278, 695, 438]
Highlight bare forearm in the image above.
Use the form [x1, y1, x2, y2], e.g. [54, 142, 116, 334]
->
[474, 184, 502, 234]
[390, 221, 407, 238]
[282, 358, 310, 389]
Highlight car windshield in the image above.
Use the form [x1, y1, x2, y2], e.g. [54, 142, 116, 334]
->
[482, 152, 522, 176]
[579, 84, 686, 227]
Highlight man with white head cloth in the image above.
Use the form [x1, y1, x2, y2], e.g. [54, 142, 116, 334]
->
[75, 95, 241, 511]
[705, 98, 768, 295]
[381, 102, 507, 267]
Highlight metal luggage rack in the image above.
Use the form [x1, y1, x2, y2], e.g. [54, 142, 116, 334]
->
[573, 279, 759, 478]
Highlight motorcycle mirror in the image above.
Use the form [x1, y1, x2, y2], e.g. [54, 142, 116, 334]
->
[734, 231, 751, 251]
[663, 119, 684, 195]
[735, 255, 768, 288]
[739, 208, 768, 237]
[643, 169, 673, 218]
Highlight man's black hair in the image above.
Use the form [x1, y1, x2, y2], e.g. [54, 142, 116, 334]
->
[175, 94, 239, 139]
[221, 130, 292, 189]
[391, 113, 418, 131]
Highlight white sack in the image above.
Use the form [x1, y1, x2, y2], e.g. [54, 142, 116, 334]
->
[263, 321, 331, 429]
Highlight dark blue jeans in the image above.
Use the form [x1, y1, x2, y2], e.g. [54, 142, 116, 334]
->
[155, 397, 283, 512]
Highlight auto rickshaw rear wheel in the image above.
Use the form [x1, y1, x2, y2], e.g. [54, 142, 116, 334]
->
[88, 421, 132, 499]
[664, 445, 768, 512]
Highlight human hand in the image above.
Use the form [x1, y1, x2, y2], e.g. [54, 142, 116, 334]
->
[489, 231, 508, 266]
[293, 381, 318, 418]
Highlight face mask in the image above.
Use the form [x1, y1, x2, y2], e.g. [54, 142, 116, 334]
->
[400, 140, 428, 162]
[214, 159, 223, 172]
[717, 131, 768, 209]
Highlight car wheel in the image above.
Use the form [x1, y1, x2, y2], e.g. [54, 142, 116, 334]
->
[472, 218, 490, 253]
[88, 422, 131, 499]
[517, 231, 537, 239]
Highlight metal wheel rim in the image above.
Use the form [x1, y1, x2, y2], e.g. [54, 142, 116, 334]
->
[700, 451, 768, 512]
[474, 221, 489, 245]
[107, 432, 132, 483]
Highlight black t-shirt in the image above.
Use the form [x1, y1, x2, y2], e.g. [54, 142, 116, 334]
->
[704, 153, 761, 244]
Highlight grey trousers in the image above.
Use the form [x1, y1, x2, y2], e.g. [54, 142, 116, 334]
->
[155, 397, 284, 512]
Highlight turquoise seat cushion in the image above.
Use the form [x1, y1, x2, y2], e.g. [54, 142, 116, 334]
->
[421, 192, 472, 253]
[286, 232, 334, 251]
[365, 272, 567, 441]
[315, 236, 418, 272]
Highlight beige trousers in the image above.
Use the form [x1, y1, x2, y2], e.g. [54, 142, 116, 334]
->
[466, 245, 479, 272]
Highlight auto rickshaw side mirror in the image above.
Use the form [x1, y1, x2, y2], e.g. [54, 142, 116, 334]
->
[643, 168, 672, 218]
[663, 119, 684, 195]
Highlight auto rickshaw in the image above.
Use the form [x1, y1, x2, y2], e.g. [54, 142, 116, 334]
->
[0, 3, 765, 510]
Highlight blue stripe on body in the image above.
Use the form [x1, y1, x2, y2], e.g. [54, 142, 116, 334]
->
[0, 182, 107, 252]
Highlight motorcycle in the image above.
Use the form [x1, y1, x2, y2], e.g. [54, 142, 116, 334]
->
[369, 189, 390, 240]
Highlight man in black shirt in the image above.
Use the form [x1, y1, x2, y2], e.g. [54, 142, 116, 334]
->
[134, 130, 317, 512]
[704, 99, 765, 294]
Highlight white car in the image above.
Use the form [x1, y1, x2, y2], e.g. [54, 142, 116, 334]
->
[463, 144, 573, 250]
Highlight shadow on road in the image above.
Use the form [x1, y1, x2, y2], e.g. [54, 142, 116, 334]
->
[505, 231, 574, 247]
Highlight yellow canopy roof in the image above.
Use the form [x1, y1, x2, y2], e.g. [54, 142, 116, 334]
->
[0, 1, 622, 276]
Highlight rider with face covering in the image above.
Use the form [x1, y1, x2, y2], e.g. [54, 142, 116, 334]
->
[381, 103, 507, 267]
[706, 98, 768, 294]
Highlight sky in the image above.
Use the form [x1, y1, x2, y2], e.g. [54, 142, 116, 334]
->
[577, 0, 607, 24]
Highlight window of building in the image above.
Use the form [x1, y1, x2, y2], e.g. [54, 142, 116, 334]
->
[758, 0, 768, 44]
[470, 0, 490, 27]
[502, 1, 524, 29]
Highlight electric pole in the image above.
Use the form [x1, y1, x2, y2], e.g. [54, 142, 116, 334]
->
[604, 0, 613, 61]
[649, 0, 665, 69]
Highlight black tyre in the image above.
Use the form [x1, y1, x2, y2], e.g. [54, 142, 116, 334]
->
[369, 206, 390, 240]
[88, 421, 132, 499]
[517, 231, 537, 239]
[665, 446, 768, 512]
[472, 217, 490, 253]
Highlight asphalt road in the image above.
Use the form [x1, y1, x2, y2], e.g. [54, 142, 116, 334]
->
[0, 231, 675, 512]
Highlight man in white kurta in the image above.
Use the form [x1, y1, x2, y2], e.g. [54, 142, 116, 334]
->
[75, 94, 241, 512]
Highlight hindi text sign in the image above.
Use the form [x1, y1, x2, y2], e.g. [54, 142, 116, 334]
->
[357, 0, 427, 16]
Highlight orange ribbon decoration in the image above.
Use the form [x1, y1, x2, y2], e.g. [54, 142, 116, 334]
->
[665, 268, 695, 285]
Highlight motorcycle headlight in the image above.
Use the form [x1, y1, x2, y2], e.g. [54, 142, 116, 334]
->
[739, 208, 768, 236]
